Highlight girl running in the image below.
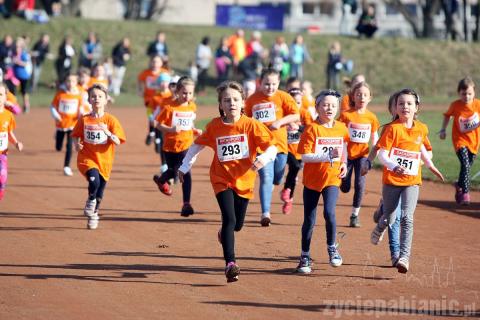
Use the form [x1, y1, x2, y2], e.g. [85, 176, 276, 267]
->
[0, 83, 23, 200]
[370, 88, 444, 273]
[178, 80, 277, 282]
[340, 74, 365, 114]
[439, 77, 480, 205]
[295, 89, 348, 274]
[50, 73, 83, 176]
[153, 76, 201, 216]
[338, 82, 379, 227]
[244, 68, 299, 226]
[71, 84, 126, 229]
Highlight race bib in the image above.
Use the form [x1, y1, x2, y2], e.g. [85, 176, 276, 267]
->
[172, 111, 194, 130]
[390, 147, 420, 176]
[315, 137, 343, 162]
[348, 122, 371, 143]
[216, 134, 249, 162]
[252, 103, 276, 123]
[458, 113, 480, 133]
[84, 124, 108, 145]
[146, 76, 161, 90]
[287, 129, 301, 144]
[59, 99, 79, 115]
[0, 132, 8, 151]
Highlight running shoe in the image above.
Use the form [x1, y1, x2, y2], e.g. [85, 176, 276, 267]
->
[180, 202, 194, 217]
[280, 188, 291, 203]
[83, 198, 97, 217]
[295, 256, 312, 274]
[370, 225, 385, 245]
[327, 245, 343, 267]
[282, 199, 293, 215]
[153, 175, 172, 195]
[87, 211, 99, 230]
[260, 215, 271, 227]
[349, 214, 360, 228]
[225, 262, 240, 282]
[63, 166, 73, 176]
[396, 257, 409, 273]
[460, 192, 471, 206]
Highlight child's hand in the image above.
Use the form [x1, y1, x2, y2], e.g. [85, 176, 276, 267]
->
[178, 170, 185, 183]
[76, 141, 83, 151]
[392, 165, 407, 175]
[15, 141, 23, 151]
[429, 165, 445, 182]
[338, 162, 348, 178]
[252, 157, 266, 171]
[193, 128, 202, 136]
[269, 121, 281, 131]
[438, 129, 446, 140]
[170, 125, 181, 133]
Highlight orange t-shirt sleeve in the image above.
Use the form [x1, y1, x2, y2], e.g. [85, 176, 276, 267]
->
[282, 93, 300, 116]
[8, 112, 15, 131]
[110, 116, 126, 143]
[194, 120, 214, 148]
[297, 125, 316, 154]
[252, 121, 275, 151]
[376, 124, 394, 151]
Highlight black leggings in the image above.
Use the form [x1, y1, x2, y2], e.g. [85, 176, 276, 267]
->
[86, 168, 107, 210]
[284, 152, 302, 198]
[216, 189, 249, 264]
[340, 157, 367, 208]
[456, 147, 477, 193]
[55, 130, 73, 167]
[159, 150, 191, 203]
[155, 129, 166, 164]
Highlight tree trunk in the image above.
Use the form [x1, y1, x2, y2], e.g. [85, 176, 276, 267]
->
[422, 0, 441, 38]
[474, 0, 480, 41]
[383, 0, 422, 37]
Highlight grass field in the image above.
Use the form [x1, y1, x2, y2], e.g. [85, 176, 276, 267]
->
[2, 16, 479, 187]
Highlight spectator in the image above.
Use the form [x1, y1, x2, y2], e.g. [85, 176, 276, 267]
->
[31, 33, 51, 91]
[79, 31, 102, 69]
[0, 35, 14, 84]
[0, 0, 12, 18]
[215, 36, 232, 84]
[356, 3, 378, 38]
[246, 30, 264, 57]
[146, 31, 168, 60]
[326, 41, 343, 91]
[12, 37, 32, 113]
[55, 35, 75, 85]
[227, 29, 247, 68]
[238, 52, 262, 82]
[269, 36, 289, 78]
[340, 0, 358, 35]
[111, 37, 131, 96]
[195, 36, 212, 95]
[289, 34, 313, 80]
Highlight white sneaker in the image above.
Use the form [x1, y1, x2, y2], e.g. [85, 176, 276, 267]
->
[260, 213, 271, 227]
[87, 212, 99, 230]
[328, 245, 343, 267]
[396, 257, 409, 273]
[84, 199, 97, 217]
[63, 166, 73, 176]
[370, 225, 385, 245]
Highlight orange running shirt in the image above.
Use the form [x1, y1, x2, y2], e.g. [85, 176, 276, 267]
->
[444, 99, 480, 154]
[88, 77, 109, 89]
[71, 113, 126, 181]
[244, 90, 298, 154]
[340, 95, 350, 113]
[51, 90, 83, 130]
[156, 100, 197, 153]
[376, 119, 429, 186]
[0, 108, 15, 155]
[288, 107, 314, 160]
[338, 109, 380, 159]
[138, 68, 168, 106]
[195, 115, 275, 199]
[298, 120, 349, 192]
[148, 90, 173, 113]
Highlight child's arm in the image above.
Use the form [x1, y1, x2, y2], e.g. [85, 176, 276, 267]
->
[420, 145, 445, 182]
[8, 131, 23, 151]
[269, 113, 300, 130]
[338, 142, 348, 178]
[178, 143, 205, 183]
[99, 123, 121, 145]
[439, 115, 450, 140]
[377, 148, 406, 175]
[252, 145, 278, 171]
[50, 105, 62, 122]
[157, 122, 180, 133]
[73, 137, 83, 151]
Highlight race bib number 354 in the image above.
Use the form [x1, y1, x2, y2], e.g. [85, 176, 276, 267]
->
[216, 134, 249, 162]
[84, 124, 108, 145]
[315, 137, 343, 162]
[390, 147, 420, 176]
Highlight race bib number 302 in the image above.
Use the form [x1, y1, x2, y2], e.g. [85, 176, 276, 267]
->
[348, 122, 371, 143]
[0, 132, 8, 151]
[252, 103, 276, 123]
[172, 111, 194, 130]
[315, 137, 343, 162]
[390, 147, 420, 176]
[216, 134, 249, 162]
[84, 124, 108, 145]
[458, 113, 480, 133]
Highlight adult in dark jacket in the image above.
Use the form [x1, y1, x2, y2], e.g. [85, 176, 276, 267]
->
[55, 35, 75, 85]
[31, 33, 50, 91]
[111, 37, 131, 96]
[146, 31, 168, 60]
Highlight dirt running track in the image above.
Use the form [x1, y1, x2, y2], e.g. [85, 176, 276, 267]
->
[0, 106, 479, 320]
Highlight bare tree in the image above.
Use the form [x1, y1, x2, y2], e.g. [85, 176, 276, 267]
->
[63, 0, 84, 16]
[124, 0, 168, 20]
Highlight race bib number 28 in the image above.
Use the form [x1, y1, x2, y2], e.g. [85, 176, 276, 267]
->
[315, 137, 343, 162]
[216, 134, 249, 162]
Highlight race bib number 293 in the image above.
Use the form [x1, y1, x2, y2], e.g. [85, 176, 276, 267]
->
[216, 134, 249, 162]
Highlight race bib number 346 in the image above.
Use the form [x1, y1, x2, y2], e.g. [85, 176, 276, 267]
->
[216, 134, 249, 162]
[315, 137, 343, 162]
[390, 147, 420, 176]
[252, 103, 276, 123]
[84, 124, 108, 145]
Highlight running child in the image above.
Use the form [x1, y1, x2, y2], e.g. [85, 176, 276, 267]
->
[153, 76, 201, 216]
[71, 84, 126, 229]
[178, 80, 277, 282]
[0, 83, 23, 200]
[340, 74, 365, 114]
[370, 88, 444, 273]
[295, 89, 348, 274]
[137, 55, 168, 146]
[50, 73, 83, 176]
[279, 87, 315, 214]
[439, 77, 480, 205]
[77, 67, 92, 115]
[244, 68, 300, 226]
[338, 81, 379, 227]
[5, 89, 22, 115]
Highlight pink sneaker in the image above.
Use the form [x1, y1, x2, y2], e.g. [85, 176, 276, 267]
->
[225, 262, 240, 282]
[460, 192, 471, 206]
[282, 199, 293, 215]
[280, 188, 291, 203]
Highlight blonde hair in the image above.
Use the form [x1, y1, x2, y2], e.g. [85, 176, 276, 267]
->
[176, 76, 195, 92]
[349, 81, 372, 108]
[87, 83, 109, 99]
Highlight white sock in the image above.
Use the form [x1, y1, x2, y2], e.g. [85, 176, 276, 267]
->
[352, 207, 360, 216]
[261, 212, 270, 218]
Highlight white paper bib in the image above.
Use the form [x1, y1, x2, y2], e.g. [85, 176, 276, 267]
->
[84, 124, 108, 145]
[252, 102, 276, 123]
[315, 137, 343, 162]
[216, 134, 249, 162]
[390, 147, 420, 176]
[458, 113, 480, 133]
[348, 122, 371, 143]
[172, 111, 194, 130]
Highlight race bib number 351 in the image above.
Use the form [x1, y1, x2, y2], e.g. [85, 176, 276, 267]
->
[84, 124, 108, 145]
[252, 103, 276, 123]
[315, 137, 343, 162]
[390, 147, 420, 176]
[216, 134, 249, 162]
[458, 113, 480, 133]
[348, 122, 371, 143]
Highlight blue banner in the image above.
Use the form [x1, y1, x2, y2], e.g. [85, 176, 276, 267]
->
[216, 5, 285, 31]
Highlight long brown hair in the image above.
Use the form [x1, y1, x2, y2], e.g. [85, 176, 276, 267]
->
[216, 80, 245, 117]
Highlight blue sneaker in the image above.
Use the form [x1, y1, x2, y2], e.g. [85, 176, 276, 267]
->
[328, 245, 343, 267]
[296, 256, 312, 274]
